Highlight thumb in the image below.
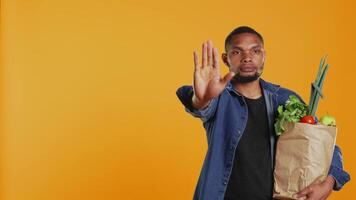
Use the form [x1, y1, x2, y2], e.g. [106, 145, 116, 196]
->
[222, 72, 235, 83]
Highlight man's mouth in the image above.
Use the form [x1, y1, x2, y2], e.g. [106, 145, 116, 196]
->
[240, 65, 256, 72]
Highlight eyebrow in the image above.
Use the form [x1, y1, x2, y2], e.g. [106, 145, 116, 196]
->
[231, 44, 262, 50]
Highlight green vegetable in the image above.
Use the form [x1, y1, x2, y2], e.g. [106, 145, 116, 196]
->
[274, 95, 308, 136]
[308, 56, 329, 116]
[320, 115, 336, 126]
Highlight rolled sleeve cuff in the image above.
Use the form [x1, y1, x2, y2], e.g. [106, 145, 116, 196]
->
[328, 165, 351, 191]
[184, 99, 214, 118]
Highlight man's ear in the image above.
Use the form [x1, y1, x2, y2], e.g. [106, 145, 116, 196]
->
[221, 53, 229, 67]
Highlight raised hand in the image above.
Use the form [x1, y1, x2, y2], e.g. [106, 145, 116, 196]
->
[192, 40, 235, 109]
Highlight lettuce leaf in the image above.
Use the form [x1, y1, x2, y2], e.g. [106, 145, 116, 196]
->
[274, 95, 308, 136]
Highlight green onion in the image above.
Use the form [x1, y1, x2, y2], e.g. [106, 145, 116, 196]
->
[308, 55, 329, 116]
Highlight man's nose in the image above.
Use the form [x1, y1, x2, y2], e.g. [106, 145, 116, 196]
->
[241, 54, 252, 63]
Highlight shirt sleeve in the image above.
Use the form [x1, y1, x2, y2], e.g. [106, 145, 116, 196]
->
[327, 145, 351, 191]
[176, 85, 219, 123]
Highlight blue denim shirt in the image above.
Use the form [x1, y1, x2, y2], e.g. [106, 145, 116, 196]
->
[176, 78, 350, 200]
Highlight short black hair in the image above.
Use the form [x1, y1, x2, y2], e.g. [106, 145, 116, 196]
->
[224, 26, 264, 52]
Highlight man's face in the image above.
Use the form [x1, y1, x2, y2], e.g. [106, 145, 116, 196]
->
[222, 33, 266, 83]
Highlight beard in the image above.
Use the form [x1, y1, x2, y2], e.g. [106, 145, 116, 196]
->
[231, 64, 264, 83]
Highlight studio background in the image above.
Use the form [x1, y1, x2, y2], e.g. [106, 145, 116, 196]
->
[1, 0, 355, 199]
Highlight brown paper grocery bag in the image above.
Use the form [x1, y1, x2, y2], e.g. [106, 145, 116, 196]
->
[273, 122, 337, 200]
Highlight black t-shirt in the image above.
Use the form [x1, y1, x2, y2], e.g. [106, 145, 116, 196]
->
[224, 94, 273, 200]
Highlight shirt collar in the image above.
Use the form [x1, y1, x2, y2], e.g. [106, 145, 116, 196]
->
[225, 78, 281, 96]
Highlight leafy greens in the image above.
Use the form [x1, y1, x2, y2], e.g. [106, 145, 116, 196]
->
[274, 95, 308, 136]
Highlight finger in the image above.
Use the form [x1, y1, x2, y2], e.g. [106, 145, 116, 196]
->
[193, 51, 200, 70]
[305, 193, 315, 200]
[207, 40, 213, 66]
[213, 47, 220, 69]
[221, 72, 235, 84]
[294, 187, 312, 198]
[202, 42, 207, 67]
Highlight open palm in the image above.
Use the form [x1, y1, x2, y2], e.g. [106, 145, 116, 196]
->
[192, 40, 235, 108]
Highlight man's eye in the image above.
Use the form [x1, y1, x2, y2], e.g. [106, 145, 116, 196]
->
[253, 49, 261, 54]
[232, 51, 240, 55]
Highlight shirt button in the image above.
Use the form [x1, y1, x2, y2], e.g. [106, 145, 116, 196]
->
[223, 181, 227, 185]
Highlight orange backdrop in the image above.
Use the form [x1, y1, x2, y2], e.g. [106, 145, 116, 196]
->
[1, 0, 355, 199]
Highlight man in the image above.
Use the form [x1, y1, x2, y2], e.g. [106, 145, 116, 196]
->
[176, 26, 350, 200]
